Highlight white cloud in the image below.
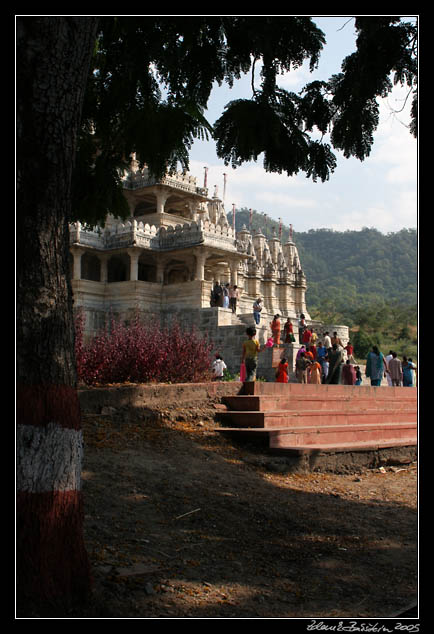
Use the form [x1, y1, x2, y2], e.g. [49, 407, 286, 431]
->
[321, 189, 417, 234]
[371, 133, 417, 185]
[277, 63, 312, 90]
[254, 191, 318, 209]
[187, 68, 417, 235]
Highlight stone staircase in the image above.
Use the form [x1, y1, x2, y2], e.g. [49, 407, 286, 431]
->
[216, 382, 417, 470]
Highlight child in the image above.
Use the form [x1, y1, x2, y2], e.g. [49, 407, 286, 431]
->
[212, 354, 227, 380]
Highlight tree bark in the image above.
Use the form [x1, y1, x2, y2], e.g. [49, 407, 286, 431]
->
[16, 16, 98, 610]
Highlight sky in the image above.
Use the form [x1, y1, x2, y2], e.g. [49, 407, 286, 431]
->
[186, 16, 418, 235]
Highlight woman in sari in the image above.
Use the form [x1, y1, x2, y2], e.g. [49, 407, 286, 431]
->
[365, 346, 386, 386]
[283, 318, 295, 343]
[342, 360, 356, 385]
[309, 360, 322, 384]
[275, 358, 289, 383]
[270, 315, 281, 346]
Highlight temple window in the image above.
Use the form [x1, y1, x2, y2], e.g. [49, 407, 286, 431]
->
[107, 254, 130, 283]
[138, 256, 157, 282]
[81, 253, 101, 282]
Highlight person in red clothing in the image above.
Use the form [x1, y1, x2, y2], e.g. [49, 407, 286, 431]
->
[342, 360, 357, 385]
[283, 318, 295, 343]
[344, 340, 356, 364]
[270, 315, 281, 346]
[275, 358, 289, 383]
[302, 326, 312, 345]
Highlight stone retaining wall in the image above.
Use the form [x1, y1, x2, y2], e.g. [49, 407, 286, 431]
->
[78, 381, 243, 415]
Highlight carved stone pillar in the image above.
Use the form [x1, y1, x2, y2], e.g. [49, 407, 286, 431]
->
[155, 187, 170, 215]
[156, 259, 165, 284]
[230, 259, 239, 286]
[70, 246, 85, 280]
[127, 248, 141, 281]
[99, 253, 109, 283]
[194, 249, 207, 281]
[186, 198, 198, 221]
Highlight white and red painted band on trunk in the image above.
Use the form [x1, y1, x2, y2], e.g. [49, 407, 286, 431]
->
[16, 384, 91, 601]
[17, 384, 84, 493]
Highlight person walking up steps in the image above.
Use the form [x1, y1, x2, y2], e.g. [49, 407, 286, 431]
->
[241, 326, 263, 382]
[229, 285, 239, 313]
[253, 298, 263, 325]
[270, 315, 281, 347]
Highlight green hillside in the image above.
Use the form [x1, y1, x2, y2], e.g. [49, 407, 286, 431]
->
[230, 208, 418, 360]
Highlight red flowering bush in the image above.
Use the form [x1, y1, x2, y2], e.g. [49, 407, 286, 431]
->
[74, 310, 214, 385]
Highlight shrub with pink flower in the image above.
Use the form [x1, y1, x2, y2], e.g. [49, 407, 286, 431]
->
[74, 310, 214, 385]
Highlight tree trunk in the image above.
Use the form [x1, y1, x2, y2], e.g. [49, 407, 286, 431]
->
[16, 17, 98, 611]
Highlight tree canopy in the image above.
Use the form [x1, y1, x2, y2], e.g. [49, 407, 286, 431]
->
[16, 16, 417, 610]
[72, 16, 417, 226]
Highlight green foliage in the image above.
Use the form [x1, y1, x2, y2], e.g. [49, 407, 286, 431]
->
[296, 226, 418, 361]
[222, 367, 240, 381]
[329, 17, 417, 159]
[72, 16, 417, 226]
[293, 227, 417, 309]
[231, 209, 417, 361]
[352, 329, 376, 358]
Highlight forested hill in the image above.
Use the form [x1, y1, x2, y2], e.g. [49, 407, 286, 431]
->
[230, 208, 417, 327]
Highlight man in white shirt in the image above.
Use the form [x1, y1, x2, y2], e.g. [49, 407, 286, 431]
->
[323, 331, 332, 352]
[385, 350, 394, 386]
[229, 285, 240, 314]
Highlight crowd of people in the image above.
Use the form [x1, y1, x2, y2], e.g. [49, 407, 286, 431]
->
[210, 282, 240, 313]
[209, 292, 417, 387]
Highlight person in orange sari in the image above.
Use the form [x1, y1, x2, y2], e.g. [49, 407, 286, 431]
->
[309, 360, 322, 384]
[275, 358, 289, 383]
[270, 315, 281, 346]
[304, 347, 314, 362]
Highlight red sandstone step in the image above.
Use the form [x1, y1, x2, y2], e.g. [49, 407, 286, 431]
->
[223, 394, 416, 413]
[267, 422, 417, 448]
[216, 426, 417, 450]
[217, 423, 417, 451]
[241, 382, 417, 398]
[218, 408, 417, 429]
[218, 383, 418, 458]
[268, 438, 418, 454]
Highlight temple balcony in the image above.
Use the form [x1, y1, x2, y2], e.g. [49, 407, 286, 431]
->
[69, 218, 242, 254]
[122, 167, 208, 197]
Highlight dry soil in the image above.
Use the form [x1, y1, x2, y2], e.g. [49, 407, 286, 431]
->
[72, 392, 418, 619]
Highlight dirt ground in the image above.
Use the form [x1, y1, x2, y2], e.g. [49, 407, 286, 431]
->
[74, 393, 418, 619]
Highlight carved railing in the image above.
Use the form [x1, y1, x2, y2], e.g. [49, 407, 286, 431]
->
[69, 219, 237, 252]
[122, 169, 208, 197]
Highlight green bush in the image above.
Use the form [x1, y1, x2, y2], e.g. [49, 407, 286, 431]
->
[352, 329, 374, 359]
